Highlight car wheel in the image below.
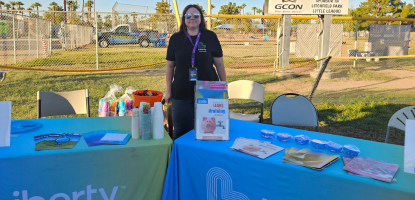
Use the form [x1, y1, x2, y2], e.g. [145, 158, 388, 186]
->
[99, 39, 109, 48]
[140, 39, 150, 48]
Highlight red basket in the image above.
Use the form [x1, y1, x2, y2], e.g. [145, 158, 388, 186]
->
[132, 90, 163, 108]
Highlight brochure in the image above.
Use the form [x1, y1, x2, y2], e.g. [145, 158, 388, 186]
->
[283, 147, 339, 170]
[195, 81, 230, 141]
[0, 101, 11, 147]
[342, 156, 397, 182]
[230, 138, 283, 159]
[83, 130, 131, 147]
[343, 156, 399, 183]
[404, 119, 415, 174]
[34, 133, 81, 150]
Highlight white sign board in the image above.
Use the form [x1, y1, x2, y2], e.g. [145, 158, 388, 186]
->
[404, 119, 415, 174]
[268, 0, 349, 15]
[0, 101, 11, 147]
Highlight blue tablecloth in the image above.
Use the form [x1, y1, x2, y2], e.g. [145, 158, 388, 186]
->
[0, 117, 172, 200]
[161, 119, 415, 200]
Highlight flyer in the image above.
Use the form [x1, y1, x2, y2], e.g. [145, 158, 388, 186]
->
[404, 119, 415, 174]
[195, 81, 230, 141]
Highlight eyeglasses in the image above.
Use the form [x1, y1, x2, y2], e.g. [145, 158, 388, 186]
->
[185, 12, 200, 19]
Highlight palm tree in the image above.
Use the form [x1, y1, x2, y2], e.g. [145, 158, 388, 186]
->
[252, 7, 257, 16]
[4, 3, 10, 11]
[256, 8, 262, 15]
[15, 1, 22, 9]
[241, 3, 246, 15]
[27, 7, 32, 16]
[9, 1, 16, 12]
[85, 0, 93, 24]
[0, 1, 5, 16]
[49, 2, 58, 24]
[31, 2, 41, 17]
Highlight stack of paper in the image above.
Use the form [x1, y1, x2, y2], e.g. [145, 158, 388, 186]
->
[283, 147, 339, 170]
[230, 137, 284, 159]
[342, 156, 399, 183]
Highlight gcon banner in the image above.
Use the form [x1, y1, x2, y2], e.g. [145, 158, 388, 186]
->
[268, 0, 349, 15]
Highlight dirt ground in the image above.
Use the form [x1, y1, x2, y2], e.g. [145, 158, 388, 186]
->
[265, 66, 415, 94]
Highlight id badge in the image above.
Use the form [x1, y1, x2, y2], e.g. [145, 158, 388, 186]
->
[189, 68, 197, 81]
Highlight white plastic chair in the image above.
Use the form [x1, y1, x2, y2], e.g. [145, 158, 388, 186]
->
[270, 93, 319, 131]
[385, 106, 415, 143]
[228, 80, 265, 123]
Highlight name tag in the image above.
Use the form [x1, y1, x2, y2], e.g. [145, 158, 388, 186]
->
[189, 68, 197, 81]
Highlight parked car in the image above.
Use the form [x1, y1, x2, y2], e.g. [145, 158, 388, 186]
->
[93, 24, 160, 48]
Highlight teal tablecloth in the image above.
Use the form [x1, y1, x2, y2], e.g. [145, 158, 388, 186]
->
[0, 117, 172, 200]
[162, 119, 415, 200]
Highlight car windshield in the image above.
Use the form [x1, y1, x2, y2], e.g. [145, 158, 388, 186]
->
[109, 26, 118, 32]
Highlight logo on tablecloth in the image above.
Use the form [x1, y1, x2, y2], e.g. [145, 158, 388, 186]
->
[206, 167, 249, 200]
[13, 185, 120, 200]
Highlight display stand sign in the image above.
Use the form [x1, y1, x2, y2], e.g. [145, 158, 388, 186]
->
[0, 101, 11, 147]
[268, 0, 349, 15]
[404, 119, 415, 174]
[194, 81, 229, 141]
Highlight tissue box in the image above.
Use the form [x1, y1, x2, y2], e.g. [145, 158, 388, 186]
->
[194, 81, 229, 141]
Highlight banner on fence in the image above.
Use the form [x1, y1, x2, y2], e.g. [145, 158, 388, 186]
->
[268, 0, 349, 15]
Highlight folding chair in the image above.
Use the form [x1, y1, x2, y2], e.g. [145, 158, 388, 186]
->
[37, 89, 90, 118]
[270, 93, 319, 131]
[228, 80, 265, 123]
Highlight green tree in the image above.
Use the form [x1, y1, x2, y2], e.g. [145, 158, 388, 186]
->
[9, 1, 15, 12]
[15, 1, 22, 9]
[355, 0, 405, 29]
[85, 0, 93, 24]
[196, 3, 206, 15]
[0, 1, 4, 16]
[155, 0, 171, 14]
[219, 2, 240, 15]
[240, 3, 246, 15]
[103, 14, 112, 29]
[31, 2, 42, 17]
[44, 3, 64, 24]
[4, 3, 10, 11]
[251, 6, 257, 15]
[49, 2, 58, 24]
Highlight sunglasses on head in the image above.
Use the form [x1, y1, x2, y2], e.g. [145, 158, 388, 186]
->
[185, 12, 200, 19]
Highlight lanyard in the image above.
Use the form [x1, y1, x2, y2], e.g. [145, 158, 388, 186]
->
[186, 31, 201, 68]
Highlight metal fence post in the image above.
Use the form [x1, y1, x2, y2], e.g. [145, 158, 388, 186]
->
[95, 12, 99, 70]
[36, 18, 39, 58]
[49, 21, 52, 55]
[12, 15, 16, 64]
[354, 20, 358, 67]
[28, 16, 31, 56]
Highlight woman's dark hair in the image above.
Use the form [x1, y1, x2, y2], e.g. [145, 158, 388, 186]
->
[179, 4, 207, 33]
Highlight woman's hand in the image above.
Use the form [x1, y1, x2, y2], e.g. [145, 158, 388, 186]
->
[165, 91, 172, 104]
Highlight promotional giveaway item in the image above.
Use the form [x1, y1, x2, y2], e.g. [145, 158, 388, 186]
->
[118, 86, 136, 116]
[152, 102, 165, 140]
[131, 108, 140, 139]
[83, 130, 131, 147]
[98, 84, 123, 117]
[11, 121, 42, 134]
[140, 103, 152, 140]
[404, 119, 415, 174]
[195, 81, 229, 141]
[0, 101, 11, 147]
[343, 156, 399, 183]
[34, 133, 81, 150]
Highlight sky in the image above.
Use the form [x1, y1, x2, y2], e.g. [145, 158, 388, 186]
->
[15, 0, 409, 14]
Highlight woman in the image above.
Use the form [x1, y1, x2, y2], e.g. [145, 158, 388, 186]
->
[165, 4, 226, 140]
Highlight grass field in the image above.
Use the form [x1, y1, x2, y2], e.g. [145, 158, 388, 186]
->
[2, 36, 415, 146]
[2, 66, 414, 146]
